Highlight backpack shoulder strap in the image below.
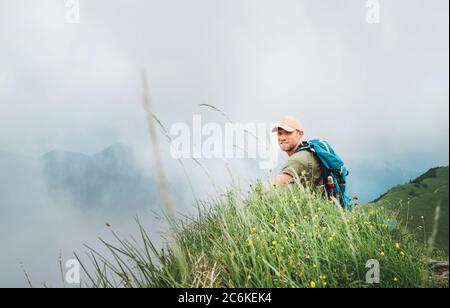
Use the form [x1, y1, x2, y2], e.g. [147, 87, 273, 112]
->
[295, 141, 311, 153]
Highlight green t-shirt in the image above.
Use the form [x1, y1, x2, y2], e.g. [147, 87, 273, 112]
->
[281, 150, 323, 190]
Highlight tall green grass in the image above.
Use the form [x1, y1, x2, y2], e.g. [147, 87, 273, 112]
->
[77, 182, 442, 288]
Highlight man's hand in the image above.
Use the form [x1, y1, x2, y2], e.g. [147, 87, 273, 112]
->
[273, 173, 294, 188]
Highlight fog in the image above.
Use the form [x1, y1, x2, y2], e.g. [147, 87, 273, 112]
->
[0, 0, 448, 287]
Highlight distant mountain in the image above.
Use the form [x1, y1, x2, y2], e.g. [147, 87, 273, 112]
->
[0, 144, 181, 213]
[40, 143, 167, 212]
[370, 166, 449, 254]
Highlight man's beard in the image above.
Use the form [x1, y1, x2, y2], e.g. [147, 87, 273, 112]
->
[279, 143, 294, 152]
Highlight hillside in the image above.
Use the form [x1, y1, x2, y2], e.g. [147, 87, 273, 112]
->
[370, 166, 449, 254]
[78, 183, 444, 288]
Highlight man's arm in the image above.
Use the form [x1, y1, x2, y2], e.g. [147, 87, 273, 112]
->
[273, 173, 294, 188]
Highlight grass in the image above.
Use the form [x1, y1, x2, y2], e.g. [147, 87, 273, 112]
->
[73, 95, 446, 288]
[370, 166, 449, 255]
[76, 182, 443, 288]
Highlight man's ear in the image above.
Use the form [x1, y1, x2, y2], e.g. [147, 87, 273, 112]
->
[298, 130, 304, 138]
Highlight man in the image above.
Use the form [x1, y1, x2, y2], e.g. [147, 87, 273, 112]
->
[273, 116, 323, 190]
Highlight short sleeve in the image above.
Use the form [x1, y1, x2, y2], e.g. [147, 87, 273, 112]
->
[281, 159, 306, 179]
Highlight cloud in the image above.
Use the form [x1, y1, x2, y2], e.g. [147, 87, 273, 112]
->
[0, 0, 448, 286]
[0, 0, 448, 159]
[0, 148, 171, 287]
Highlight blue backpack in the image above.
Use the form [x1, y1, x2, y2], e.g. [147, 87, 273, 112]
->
[295, 139, 352, 209]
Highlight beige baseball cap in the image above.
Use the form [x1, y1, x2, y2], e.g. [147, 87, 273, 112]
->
[272, 116, 303, 133]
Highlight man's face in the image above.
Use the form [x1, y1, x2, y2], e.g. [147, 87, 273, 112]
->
[277, 128, 302, 152]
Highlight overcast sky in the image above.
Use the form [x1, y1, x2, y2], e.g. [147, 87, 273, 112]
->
[0, 0, 448, 163]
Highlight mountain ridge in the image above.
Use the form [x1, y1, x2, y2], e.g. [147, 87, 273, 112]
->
[371, 166, 449, 254]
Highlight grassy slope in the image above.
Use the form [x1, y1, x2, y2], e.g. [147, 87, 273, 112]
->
[80, 183, 441, 288]
[370, 166, 449, 255]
